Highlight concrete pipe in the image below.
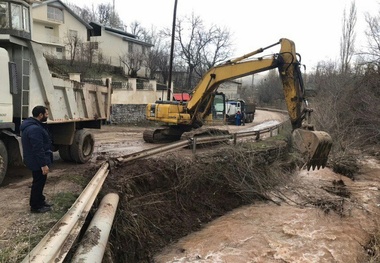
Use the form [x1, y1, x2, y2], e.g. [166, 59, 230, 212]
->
[72, 193, 119, 262]
[21, 162, 110, 263]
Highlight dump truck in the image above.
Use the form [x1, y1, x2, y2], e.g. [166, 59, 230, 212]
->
[0, 0, 112, 184]
[225, 99, 256, 124]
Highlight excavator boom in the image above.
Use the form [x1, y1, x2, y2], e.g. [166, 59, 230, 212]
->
[144, 38, 332, 170]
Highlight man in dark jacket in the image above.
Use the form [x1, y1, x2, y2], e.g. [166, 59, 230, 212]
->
[21, 106, 53, 213]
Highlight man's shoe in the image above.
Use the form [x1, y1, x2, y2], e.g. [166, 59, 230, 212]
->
[43, 202, 53, 207]
[31, 206, 51, 213]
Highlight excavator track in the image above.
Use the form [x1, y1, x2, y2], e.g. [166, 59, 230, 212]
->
[143, 127, 231, 144]
[142, 129, 157, 143]
[143, 127, 183, 143]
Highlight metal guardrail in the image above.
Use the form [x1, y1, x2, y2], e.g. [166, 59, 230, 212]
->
[115, 121, 287, 164]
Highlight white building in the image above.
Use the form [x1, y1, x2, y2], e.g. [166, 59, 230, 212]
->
[89, 22, 153, 78]
[31, 0, 92, 60]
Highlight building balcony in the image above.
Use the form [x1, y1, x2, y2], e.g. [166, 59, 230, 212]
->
[32, 32, 62, 46]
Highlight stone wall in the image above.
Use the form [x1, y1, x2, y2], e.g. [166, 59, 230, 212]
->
[111, 104, 147, 124]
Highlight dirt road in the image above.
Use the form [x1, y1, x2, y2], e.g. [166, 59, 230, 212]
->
[91, 109, 287, 160]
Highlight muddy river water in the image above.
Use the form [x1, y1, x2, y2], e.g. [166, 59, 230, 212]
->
[154, 160, 380, 263]
[91, 110, 380, 262]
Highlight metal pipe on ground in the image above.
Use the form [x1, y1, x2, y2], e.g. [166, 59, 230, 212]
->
[72, 193, 120, 262]
[21, 162, 110, 263]
[114, 134, 233, 164]
[115, 140, 190, 163]
[55, 166, 110, 262]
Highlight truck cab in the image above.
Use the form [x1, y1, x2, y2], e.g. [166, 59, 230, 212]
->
[225, 99, 255, 124]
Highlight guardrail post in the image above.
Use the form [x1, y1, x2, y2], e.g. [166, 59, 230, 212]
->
[255, 132, 260, 141]
[233, 133, 237, 145]
[192, 137, 197, 154]
[270, 128, 273, 137]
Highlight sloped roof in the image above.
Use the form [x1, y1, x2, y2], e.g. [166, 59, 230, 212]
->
[32, 0, 92, 29]
[173, 93, 191, 101]
[90, 22, 154, 47]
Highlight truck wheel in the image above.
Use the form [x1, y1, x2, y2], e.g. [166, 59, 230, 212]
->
[59, 145, 73, 162]
[0, 140, 8, 185]
[70, 130, 94, 163]
[249, 114, 254, 123]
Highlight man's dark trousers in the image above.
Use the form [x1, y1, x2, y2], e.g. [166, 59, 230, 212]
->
[30, 170, 46, 209]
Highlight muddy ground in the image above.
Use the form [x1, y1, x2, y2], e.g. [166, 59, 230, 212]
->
[1, 110, 379, 262]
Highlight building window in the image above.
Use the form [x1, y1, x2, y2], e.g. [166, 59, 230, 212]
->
[11, 3, 22, 30]
[90, 41, 98, 50]
[0, 2, 9, 29]
[56, 47, 63, 52]
[128, 42, 133, 53]
[22, 6, 29, 32]
[0, 2, 29, 32]
[47, 6, 63, 23]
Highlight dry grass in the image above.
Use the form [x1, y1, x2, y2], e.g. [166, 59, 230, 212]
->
[0, 192, 78, 263]
[102, 137, 297, 262]
[103, 136, 363, 262]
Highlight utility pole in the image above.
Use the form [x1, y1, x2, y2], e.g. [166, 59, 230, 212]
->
[167, 0, 178, 101]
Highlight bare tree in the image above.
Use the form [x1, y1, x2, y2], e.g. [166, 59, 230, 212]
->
[128, 25, 170, 81]
[129, 21, 148, 40]
[340, 1, 357, 74]
[364, 9, 380, 71]
[120, 51, 146, 78]
[66, 3, 97, 23]
[197, 26, 233, 77]
[64, 30, 82, 66]
[97, 3, 123, 28]
[145, 38, 171, 80]
[80, 5, 97, 23]
[145, 48, 163, 79]
[255, 70, 283, 107]
[175, 13, 207, 89]
[172, 13, 233, 90]
[80, 41, 99, 66]
[67, 2, 124, 29]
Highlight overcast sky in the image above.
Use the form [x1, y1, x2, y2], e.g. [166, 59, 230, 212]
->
[69, 0, 379, 71]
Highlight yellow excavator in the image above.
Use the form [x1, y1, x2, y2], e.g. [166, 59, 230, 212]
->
[144, 38, 332, 170]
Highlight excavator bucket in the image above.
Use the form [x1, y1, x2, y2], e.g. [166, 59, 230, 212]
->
[292, 129, 332, 170]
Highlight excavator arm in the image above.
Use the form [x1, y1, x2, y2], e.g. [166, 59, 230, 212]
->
[144, 38, 332, 170]
[182, 39, 305, 129]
